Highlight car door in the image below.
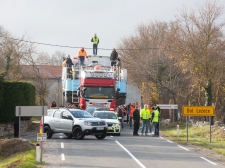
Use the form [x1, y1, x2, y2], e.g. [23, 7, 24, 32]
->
[52, 110, 62, 132]
[60, 111, 74, 133]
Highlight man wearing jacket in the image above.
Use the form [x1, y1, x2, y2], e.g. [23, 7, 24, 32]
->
[117, 106, 124, 129]
[110, 48, 118, 66]
[91, 34, 99, 55]
[66, 55, 74, 78]
[151, 105, 160, 136]
[140, 104, 151, 135]
[78, 47, 87, 66]
[133, 105, 140, 136]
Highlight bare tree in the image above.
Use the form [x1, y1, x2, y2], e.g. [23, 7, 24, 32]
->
[176, 1, 225, 123]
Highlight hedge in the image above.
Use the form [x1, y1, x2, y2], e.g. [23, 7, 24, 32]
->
[0, 81, 36, 123]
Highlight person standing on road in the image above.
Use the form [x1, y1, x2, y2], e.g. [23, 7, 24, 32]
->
[117, 106, 124, 129]
[91, 33, 99, 55]
[148, 104, 153, 134]
[133, 105, 140, 136]
[110, 48, 118, 67]
[51, 101, 57, 108]
[151, 105, 160, 137]
[140, 104, 151, 136]
[129, 103, 135, 129]
[78, 47, 88, 66]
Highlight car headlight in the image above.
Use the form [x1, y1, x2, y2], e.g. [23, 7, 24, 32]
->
[84, 121, 92, 126]
[112, 123, 120, 127]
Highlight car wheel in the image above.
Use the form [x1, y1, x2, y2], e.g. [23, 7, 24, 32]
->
[73, 127, 85, 140]
[95, 133, 107, 139]
[44, 125, 53, 139]
[64, 133, 73, 139]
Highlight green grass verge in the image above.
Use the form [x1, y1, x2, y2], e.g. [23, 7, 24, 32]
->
[0, 142, 43, 168]
[160, 123, 225, 156]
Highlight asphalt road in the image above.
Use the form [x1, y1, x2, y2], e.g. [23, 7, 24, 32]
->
[23, 123, 225, 168]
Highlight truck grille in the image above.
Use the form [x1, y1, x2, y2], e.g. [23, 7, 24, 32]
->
[92, 122, 105, 126]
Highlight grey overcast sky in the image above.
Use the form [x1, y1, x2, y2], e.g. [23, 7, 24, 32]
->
[0, 0, 224, 57]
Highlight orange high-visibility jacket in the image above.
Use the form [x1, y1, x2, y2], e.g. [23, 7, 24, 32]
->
[130, 105, 135, 117]
[78, 49, 87, 57]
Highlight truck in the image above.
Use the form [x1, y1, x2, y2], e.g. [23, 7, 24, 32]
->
[62, 55, 127, 110]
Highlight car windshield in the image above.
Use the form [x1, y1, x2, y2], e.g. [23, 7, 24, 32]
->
[93, 112, 117, 119]
[86, 106, 109, 115]
[82, 86, 114, 99]
[70, 110, 94, 118]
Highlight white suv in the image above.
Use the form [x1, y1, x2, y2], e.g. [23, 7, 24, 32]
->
[44, 108, 108, 140]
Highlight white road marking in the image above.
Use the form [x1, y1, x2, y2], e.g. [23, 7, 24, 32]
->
[59, 136, 64, 138]
[61, 142, 64, 148]
[167, 140, 173, 143]
[110, 135, 113, 137]
[116, 140, 146, 168]
[61, 153, 65, 161]
[160, 136, 164, 139]
[201, 157, 217, 165]
[177, 145, 190, 151]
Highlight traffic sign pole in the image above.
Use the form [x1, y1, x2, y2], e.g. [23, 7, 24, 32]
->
[182, 106, 214, 143]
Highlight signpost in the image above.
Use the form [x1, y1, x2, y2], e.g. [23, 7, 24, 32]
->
[15, 106, 47, 162]
[37, 133, 47, 142]
[157, 104, 178, 123]
[157, 104, 178, 109]
[182, 106, 214, 143]
[182, 106, 214, 116]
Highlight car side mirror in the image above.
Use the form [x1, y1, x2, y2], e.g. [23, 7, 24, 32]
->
[68, 115, 73, 120]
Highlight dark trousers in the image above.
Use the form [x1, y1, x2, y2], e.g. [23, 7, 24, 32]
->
[126, 114, 129, 124]
[153, 122, 159, 135]
[14, 124, 19, 138]
[79, 56, 85, 66]
[133, 120, 139, 135]
[93, 44, 98, 55]
[111, 61, 116, 66]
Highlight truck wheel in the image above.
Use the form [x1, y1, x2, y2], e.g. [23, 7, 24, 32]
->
[64, 133, 73, 139]
[95, 133, 107, 139]
[73, 127, 85, 140]
[44, 125, 53, 139]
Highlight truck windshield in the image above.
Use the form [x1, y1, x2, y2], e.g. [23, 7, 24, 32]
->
[82, 86, 114, 99]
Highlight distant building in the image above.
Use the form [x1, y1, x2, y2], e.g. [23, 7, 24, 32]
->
[20, 65, 62, 106]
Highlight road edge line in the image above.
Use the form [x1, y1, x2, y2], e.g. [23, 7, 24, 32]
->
[115, 140, 146, 168]
[200, 157, 217, 165]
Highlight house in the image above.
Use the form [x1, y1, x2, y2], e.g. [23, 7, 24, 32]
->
[20, 65, 62, 106]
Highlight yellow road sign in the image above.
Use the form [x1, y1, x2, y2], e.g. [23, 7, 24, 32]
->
[182, 106, 214, 116]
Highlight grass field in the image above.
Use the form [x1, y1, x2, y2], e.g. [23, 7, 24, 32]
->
[160, 123, 225, 156]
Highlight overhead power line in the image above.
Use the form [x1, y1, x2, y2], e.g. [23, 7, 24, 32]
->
[0, 35, 160, 51]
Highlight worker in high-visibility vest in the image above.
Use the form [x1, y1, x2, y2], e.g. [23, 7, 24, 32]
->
[78, 47, 88, 66]
[151, 105, 160, 136]
[140, 104, 151, 136]
[91, 33, 99, 55]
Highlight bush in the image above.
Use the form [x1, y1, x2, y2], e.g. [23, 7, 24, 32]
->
[0, 81, 36, 123]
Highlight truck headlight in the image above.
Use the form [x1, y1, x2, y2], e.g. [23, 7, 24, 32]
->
[84, 121, 92, 126]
